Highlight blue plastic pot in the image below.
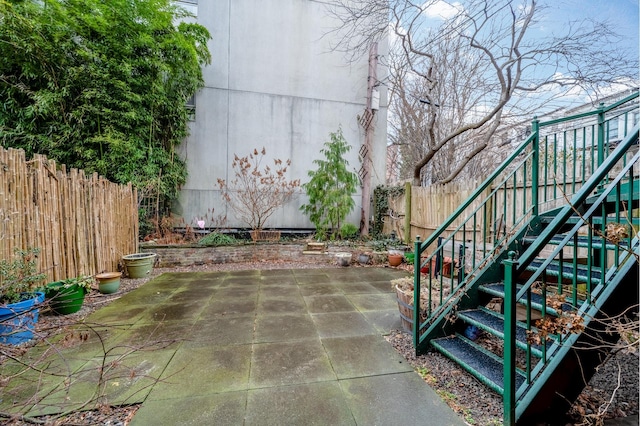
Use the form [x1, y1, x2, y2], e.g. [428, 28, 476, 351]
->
[0, 292, 44, 345]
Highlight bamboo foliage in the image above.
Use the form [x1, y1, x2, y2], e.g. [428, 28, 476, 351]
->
[0, 147, 138, 282]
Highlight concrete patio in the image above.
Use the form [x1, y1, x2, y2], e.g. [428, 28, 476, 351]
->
[2, 267, 465, 425]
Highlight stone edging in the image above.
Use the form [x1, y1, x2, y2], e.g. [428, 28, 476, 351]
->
[139, 244, 388, 267]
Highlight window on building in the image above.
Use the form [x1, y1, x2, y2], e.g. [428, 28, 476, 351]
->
[174, 1, 197, 16]
[186, 94, 196, 121]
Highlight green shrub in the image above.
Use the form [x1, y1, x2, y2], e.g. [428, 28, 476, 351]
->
[369, 238, 398, 252]
[198, 232, 237, 246]
[0, 248, 47, 304]
[340, 223, 358, 239]
[300, 128, 359, 240]
[404, 252, 415, 265]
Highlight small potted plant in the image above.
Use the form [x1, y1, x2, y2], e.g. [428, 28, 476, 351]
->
[388, 248, 404, 267]
[0, 248, 46, 345]
[44, 276, 92, 315]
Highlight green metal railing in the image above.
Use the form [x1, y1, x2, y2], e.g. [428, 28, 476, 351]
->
[504, 139, 639, 421]
[413, 91, 639, 350]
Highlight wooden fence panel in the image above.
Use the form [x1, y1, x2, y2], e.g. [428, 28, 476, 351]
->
[381, 180, 579, 249]
[409, 181, 490, 245]
[0, 147, 138, 282]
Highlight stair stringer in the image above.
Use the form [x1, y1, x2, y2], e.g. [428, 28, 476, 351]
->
[515, 242, 639, 423]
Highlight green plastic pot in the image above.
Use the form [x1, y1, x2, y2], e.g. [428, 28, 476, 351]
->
[44, 281, 86, 315]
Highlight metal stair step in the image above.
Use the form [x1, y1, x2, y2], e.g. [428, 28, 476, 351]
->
[521, 234, 627, 250]
[526, 258, 602, 285]
[431, 334, 526, 395]
[540, 215, 605, 226]
[590, 179, 640, 205]
[540, 214, 640, 227]
[458, 308, 545, 358]
[479, 283, 572, 316]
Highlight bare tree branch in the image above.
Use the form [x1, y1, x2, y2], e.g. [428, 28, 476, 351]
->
[328, 0, 639, 185]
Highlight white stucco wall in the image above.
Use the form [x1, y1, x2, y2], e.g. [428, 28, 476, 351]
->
[176, 0, 388, 229]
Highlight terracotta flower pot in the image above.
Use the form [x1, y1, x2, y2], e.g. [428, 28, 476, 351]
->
[388, 254, 403, 267]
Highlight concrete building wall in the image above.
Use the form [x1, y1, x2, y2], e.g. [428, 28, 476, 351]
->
[175, 0, 388, 230]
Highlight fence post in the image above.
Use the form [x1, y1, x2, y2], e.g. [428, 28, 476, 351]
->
[531, 117, 540, 217]
[413, 235, 422, 351]
[404, 182, 411, 244]
[503, 251, 519, 426]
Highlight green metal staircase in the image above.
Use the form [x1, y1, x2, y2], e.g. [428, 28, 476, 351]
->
[412, 92, 639, 425]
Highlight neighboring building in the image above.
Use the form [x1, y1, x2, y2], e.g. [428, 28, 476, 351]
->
[174, 1, 389, 230]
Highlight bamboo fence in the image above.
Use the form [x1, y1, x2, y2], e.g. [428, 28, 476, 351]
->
[0, 147, 138, 283]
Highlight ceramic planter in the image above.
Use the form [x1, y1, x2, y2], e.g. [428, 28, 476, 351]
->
[0, 292, 45, 345]
[335, 252, 352, 267]
[44, 281, 87, 315]
[96, 272, 122, 294]
[122, 253, 156, 278]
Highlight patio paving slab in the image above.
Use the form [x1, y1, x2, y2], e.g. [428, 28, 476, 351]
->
[130, 391, 248, 426]
[340, 372, 465, 426]
[257, 295, 307, 315]
[298, 283, 343, 296]
[362, 309, 405, 333]
[189, 314, 255, 345]
[147, 344, 252, 399]
[311, 312, 377, 338]
[245, 382, 355, 426]
[254, 313, 316, 343]
[249, 339, 336, 388]
[304, 294, 357, 313]
[347, 293, 399, 311]
[321, 334, 414, 379]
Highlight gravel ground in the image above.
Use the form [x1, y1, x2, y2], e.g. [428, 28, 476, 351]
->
[385, 330, 639, 426]
[1, 258, 637, 425]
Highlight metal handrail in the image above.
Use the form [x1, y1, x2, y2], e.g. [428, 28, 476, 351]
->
[413, 93, 639, 351]
[504, 147, 639, 421]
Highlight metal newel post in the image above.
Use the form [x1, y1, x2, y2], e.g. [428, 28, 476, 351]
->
[413, 235, 421, 350]
[597, 102, 606, 168]
[531, 117, 540, 217]
[503, 251, 518, 426]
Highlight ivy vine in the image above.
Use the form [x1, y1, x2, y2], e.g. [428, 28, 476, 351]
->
[372, 185, 405, 238]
